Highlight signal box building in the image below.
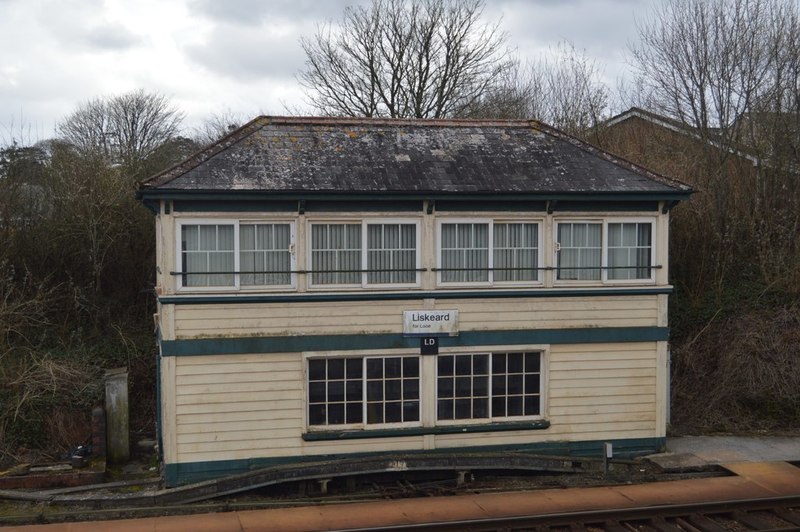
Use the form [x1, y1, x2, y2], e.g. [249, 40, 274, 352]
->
[138, 117, 692, 486]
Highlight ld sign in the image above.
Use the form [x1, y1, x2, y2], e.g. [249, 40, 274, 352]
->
[403, 310, 459, 337]
[421, 337, 439, 355]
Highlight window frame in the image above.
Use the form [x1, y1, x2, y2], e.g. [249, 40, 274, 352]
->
[434, 350, 545, 425]
[175, 218, 296, 292]
[307, 218, 422, 290]
[435, 218, 544, 287]
[554, 217, 656, 286]
[306, 354, 423, 430]
[603, 218, 657, 284]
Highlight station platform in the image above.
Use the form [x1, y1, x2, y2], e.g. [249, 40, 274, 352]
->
[648, 435, 800, 471]
[8, 460, 800, 532]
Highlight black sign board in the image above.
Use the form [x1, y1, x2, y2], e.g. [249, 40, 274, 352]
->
[420, 336, 439, 355]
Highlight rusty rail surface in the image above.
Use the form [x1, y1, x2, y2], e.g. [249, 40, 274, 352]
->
[348, 495, 800, 531]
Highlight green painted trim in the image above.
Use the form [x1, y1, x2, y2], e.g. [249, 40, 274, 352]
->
[305, 200, 423, 212]
[139, 189, 692, 203]
[160, 327, 669, 356]
[163, 436, 666, 486]
[435, 200, 660, 212]
[303, 420, 550, 441]
[173, 199, 424, 213]
[174, 200, 297, 213]
[155, 333, 163, 462]
[159, 287, 672, 306]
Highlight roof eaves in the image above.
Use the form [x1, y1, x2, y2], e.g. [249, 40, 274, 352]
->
[137, 189, 693, 202]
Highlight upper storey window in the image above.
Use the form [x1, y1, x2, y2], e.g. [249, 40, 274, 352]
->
[556, 220, 654, 283]
[239, 223, 293, 286]
[607, 222, 653, 280]
[181, 224, 235, 287]
[556, 222, 602, 281]
[178, 221, 294, 289]
[309, 220, 420, 287]
[438, 220, 541, 285]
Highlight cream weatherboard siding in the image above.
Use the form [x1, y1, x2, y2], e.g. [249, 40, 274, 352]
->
[169, 296, 661, 340]
[163, 341, 662, 465]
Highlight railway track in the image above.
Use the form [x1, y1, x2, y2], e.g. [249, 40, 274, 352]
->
[352, 495, 800, 531]
[3, 461, 799, 530]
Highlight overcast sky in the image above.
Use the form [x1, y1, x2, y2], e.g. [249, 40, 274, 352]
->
[0, 0, 653, 144]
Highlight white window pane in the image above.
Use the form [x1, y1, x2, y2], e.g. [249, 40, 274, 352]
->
[384, 224, 399, 248]
[557, 223, 601, 280]
[312, 224, 361, 285]
[401, 224, 415, 248]
[183, 252, 206, 286]
[199, 225, 216, 249]
[442, 224, 456, 247]
[608, 223, 622, 247]
[275, 225, 290, 248]
[207, 250, 233, 285]
[586, 224, 601, 247]
[441, 223, 488, 283]
[494, 223, 538, 282]
[366, 223, 416, 285]
[182, 225, 199, 251]
[239, 223, 292, 286]
[240, 251, 257, 285]
[474, 224, 488, 247]
[219, 225, 235, 250]
[239, 224, 255, 249]
[182, 224, 234, 287]
[608, 222, 652, 280]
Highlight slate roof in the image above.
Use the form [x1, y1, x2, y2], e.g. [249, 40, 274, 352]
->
[140, 117, 692, 197]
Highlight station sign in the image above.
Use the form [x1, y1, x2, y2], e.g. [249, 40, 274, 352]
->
[403, 310, 459, 337]
[420, 337, 439, 355]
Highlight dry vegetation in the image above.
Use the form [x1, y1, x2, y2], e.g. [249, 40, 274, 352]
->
[670, 302, 800, 433]
[0, 93, 191, 466]
[601, 0, 800, 433]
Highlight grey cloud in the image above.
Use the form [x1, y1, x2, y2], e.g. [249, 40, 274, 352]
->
[486, 0, 640, 56]
[33, 0, 140, 52]
[185, 23, 307, 82]
[83, 24, 140, 50]
[189, 0, 362, 26]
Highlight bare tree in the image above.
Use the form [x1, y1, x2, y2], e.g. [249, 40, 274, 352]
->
[192, 110, 248, 146]
[465, 42, 609, 137]
[629, 0, 777, 154]
[57, 90, 183, 178]
[298, 0, 512, 118]
[540, 43, 609, 136]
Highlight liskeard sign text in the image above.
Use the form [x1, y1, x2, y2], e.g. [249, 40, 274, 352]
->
[402, 310, 459, 337]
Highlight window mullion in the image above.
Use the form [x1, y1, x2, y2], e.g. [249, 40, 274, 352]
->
[488, 354, 493, 420]
[601, 221, 608, 283]
[362, 357, 367, 426]
[488, 220, 494, 285]
[234, 222, 241, 289]
[361, 221, 368, 287]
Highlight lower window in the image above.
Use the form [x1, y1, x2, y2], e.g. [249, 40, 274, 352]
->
[437, 352, 541, 421]
[308, 356, 420, 427]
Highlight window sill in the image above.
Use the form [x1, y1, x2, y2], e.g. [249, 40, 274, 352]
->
[302, 419, 550, 441]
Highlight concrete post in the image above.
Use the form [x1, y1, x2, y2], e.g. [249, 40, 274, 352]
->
[105, 368, 130, 464]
